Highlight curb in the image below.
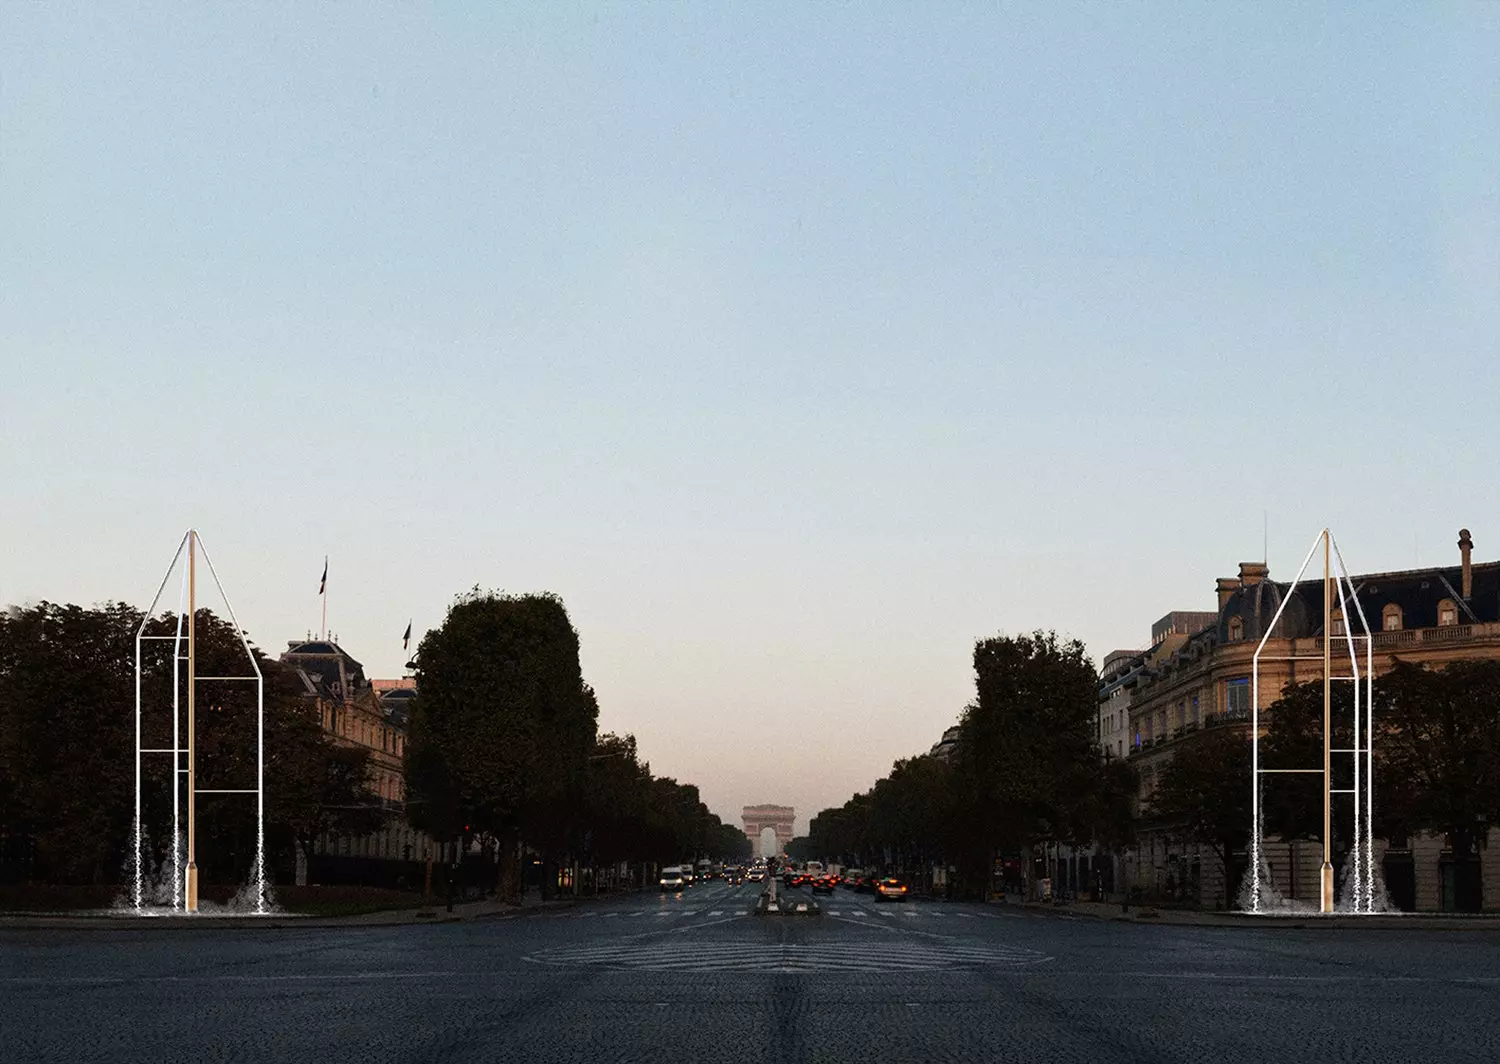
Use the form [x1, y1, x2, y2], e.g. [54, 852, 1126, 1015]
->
[1000, 899, 1500, 931]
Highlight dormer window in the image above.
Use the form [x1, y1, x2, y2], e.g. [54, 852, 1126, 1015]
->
[1228, 617, 1244, 642]
[1331, 608, 1345, 637]
[1383, 604, 1403, 631]
[1438, 599, 1458, 627]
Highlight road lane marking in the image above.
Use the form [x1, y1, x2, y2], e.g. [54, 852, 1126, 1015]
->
[709, 910, 723, 916]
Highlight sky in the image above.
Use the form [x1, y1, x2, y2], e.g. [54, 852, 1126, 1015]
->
[3, 3, 1497, 835]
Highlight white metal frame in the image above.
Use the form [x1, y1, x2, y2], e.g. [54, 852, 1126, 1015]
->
[1247, 528, 1376, 914]
[133, 529, 266, 914]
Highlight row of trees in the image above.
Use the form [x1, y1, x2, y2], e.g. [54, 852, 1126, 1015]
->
[0, 593, 749, 891]
[402, 590, 748, 900]
[803, 628, 1500, 909]
[803, 631, 1135, 896]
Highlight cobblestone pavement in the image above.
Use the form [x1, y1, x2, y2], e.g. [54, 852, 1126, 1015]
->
[6, 880, 1500, 1063]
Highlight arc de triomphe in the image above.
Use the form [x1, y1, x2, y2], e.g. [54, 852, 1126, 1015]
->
[742, 804, 795, 859]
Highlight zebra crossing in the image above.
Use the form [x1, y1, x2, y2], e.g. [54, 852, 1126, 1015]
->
[525, 938, 1049, 973]
[552, 903, 1011, 922]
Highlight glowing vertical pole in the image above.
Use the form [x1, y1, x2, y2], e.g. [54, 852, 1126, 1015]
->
[185, 530, 199, 913]
[1320, 530, 1334, 913]
[1365, 623, 1375, 909]
[133, 616, 143, 912]
[171, 562, 188, 909]
[1250, 646, 1261, 912]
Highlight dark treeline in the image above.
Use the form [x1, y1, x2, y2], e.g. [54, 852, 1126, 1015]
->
[0, 594, 749, 892]
[0, 602, 382, 886]
[379, 589, 749, 900]
[800, 631, 1134, 897]
[801, 632, 1500, 907]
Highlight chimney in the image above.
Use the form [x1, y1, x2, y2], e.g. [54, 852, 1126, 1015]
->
[1459, 528, 1473, 598]
[1216, 577, 1241, 610]
[1239, 562, 1269, 588]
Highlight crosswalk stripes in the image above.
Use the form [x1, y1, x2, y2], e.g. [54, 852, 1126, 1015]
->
[548, 902, 1008, 921]
[527, 939, 1052, 973]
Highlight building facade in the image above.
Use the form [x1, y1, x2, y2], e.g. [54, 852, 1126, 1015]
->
[280, 640, 442, 886]
[1124, 530, 1500, 911]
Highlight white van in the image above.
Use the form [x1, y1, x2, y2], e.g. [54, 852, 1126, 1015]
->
[659, 865, 687, 892]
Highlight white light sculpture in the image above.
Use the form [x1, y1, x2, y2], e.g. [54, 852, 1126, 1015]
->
[133, 529, 266, 914]
[1247, 528, 1375, 914]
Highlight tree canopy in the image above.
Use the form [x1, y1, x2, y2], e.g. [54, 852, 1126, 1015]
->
[0, 602, 380, 886]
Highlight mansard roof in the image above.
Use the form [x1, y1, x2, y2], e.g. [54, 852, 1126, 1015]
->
[1217, 561, 1500, 641]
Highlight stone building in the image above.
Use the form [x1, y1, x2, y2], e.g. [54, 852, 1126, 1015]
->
[1124, 529, 1500, 911]
[280, 640, 441, 886]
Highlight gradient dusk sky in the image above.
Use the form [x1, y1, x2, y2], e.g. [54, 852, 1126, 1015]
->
[3, 4, 1497, 832]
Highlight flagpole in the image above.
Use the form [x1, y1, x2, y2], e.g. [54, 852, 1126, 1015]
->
[321, 556, 328, 641]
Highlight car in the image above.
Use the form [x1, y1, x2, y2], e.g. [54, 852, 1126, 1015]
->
[659, 866, 687, 892]
[811, 876, 835, 895]
[746, 868, 765, 882]
[873, 877, 910, 902]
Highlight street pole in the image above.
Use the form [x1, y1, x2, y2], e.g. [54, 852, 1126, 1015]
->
[1321, 529, 1335, 914]
[185, 530, 199, 913]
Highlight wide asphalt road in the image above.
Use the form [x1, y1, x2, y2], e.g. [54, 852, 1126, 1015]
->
[5, 879, 1500, 1063]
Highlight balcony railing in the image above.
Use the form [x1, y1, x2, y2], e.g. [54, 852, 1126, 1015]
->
[1310, 622, 1500, 653]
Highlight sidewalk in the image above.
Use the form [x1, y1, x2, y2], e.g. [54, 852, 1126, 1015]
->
[994, 895, 1500, 930]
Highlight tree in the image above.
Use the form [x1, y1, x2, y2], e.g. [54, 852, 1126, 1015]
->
[0, 602, 140, 883]
[581, 732, 653, 868]
[405, 590, 598, 900]
[1373, 660, 1500, 912]
[949, 631, 1103, 890]
[1145, 730, 1252, 908]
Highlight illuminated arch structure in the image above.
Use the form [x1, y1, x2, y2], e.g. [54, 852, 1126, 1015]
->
[742, 804, 795, 859]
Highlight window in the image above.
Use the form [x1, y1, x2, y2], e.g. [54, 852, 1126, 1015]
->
[1383, 604, 1403, 631]
[1438, 599, 1458, 627]
[1191, 695, 1200, 726]
[1226, 678, 1251, 718]
[1177, 701, 1186, 730]
[1330, 608, 1345, 636]
[1228, 617, 1244, 642]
